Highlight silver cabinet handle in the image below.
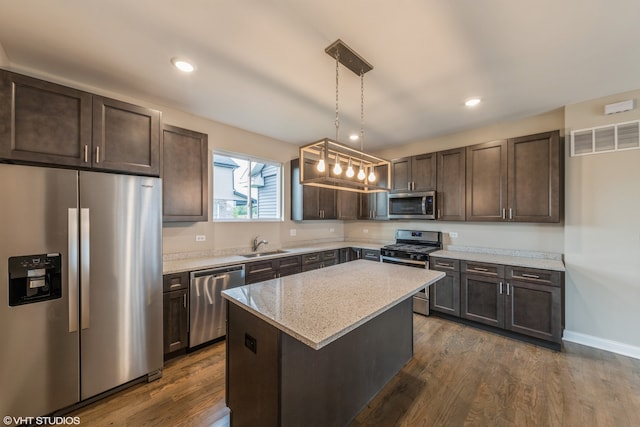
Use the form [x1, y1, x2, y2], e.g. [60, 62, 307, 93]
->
[437, 209, 441, 219]
[83, 145, 89, 163]
[499, 281, 503, 294]
[170, 283, 183, 289]
[68, 208, 79, 333]
[509, 208, 513, 220]
[507, 283, 511, 296]
[183, 293, 187, 308]
[502, 208, 506, 220]
[80, 208, 91, 330]
[472, 267, 488, 272]
[522, 273, 540, 279]
[95, 146, 100, 164]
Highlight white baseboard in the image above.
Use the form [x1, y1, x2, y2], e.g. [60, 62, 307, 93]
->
[563, 330, 640, 360]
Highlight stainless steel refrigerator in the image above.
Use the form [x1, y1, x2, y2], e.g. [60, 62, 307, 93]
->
[0, 163, 162, 419]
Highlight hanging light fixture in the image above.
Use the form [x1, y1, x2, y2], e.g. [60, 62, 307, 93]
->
[299, 39, 390, 193]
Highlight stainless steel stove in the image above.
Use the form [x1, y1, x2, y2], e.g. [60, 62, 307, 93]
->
[380, 230, 442, 316]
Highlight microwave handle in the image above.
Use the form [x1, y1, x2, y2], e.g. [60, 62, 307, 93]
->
[421, 196, 427, 215]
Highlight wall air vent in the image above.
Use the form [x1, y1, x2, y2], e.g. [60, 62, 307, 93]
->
[570, 120, 640, 156]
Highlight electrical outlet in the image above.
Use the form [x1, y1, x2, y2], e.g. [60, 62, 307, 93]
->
[195, 235, 206, 242]
[245, 333, 257, 354]
[363, 228, 369, 234]
[290, 229, 297, 236]
[449, 232, 458, 238]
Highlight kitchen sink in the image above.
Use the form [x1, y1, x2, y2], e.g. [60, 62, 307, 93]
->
[241, 250, 289, 258]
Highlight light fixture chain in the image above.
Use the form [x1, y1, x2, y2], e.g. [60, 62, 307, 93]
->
[360, 70, 365, 152]
[335, 49, 340, 142]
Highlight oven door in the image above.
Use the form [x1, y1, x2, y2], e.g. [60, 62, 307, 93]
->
[380, 255, 430, 315]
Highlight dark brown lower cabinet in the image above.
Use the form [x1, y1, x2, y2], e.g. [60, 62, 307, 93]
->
[431, 256, 564, 345]
[430, 259, 461, 316]
[301, 250, 339, 272]
[246, 255, 302, 284]
[163, 289, 189, 354]
[461, 273, 503, 328]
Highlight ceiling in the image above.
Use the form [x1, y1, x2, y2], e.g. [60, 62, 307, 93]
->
[1, 1, 639, 151]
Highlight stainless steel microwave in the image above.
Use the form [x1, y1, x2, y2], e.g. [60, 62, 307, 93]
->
[388, 191, 436, 219]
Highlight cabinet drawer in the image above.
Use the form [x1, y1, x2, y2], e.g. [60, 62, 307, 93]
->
[278, 255, 301, 270]
[430, 258, 460, 271]
[321, 250, 338, 261]
[362, 249, 380, 261]
[163, 272, 189, 292]
[507, 266, 561, 287]
[246, 260, 276, 276]
[302, 252, 322, 265]
[461, 261, 504, 278]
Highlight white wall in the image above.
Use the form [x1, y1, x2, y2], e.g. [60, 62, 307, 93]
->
[563, 90, 640, 352]
[346, 109, 566, 254]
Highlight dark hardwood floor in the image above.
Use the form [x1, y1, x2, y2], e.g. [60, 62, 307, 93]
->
[70, 316, 640, 426]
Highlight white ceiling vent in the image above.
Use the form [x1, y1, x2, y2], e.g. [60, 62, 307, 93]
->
[571, 120, 640, 156]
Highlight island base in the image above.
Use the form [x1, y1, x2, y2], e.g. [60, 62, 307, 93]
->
[225, 298, 414, 427]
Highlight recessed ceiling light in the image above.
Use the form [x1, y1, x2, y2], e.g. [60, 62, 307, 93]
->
[465, 97, 481, 107]
[349, 134, 359, 141]
[171, 58, 195, 73]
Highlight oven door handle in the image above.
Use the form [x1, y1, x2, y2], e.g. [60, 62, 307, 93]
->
[380, 255, 426, 267]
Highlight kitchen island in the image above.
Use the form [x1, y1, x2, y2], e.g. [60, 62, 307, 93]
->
[222, 260, 444, 427]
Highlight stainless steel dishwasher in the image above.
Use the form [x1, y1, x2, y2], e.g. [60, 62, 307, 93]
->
[189, 264, 245, 347]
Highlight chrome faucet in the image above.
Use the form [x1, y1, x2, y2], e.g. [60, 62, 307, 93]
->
[252, 236, 268, 252]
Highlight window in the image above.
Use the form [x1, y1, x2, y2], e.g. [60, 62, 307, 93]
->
[213, 153, 282, 220]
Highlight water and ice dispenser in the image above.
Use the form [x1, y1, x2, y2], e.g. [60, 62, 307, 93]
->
[8, 253, 62, 306]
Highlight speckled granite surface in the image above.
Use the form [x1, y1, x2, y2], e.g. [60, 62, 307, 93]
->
[162, 240, 389, 274]
[431, 248, 565, 271]
[222, 260, 444, 350]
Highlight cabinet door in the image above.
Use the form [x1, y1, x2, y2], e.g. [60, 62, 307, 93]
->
[429, 271, 461, 317]
[508, 131, 561, 222]
[436, 147, 466, 221]
[0, 70, 92, 167]
[391, 157, 411, 192]
[162, 124, 209, 222]
[466, 140, 508, 221]
[318, 187, 337, 219]
[358, 193, 374, 220]
[374, 164, 389, 219]
[337, 190, 358, 220]
[461, 273, 504, 328]
[163, 289, 189, 354]
[92, 96, 161, 175]
[412, 153, 437, 192]
[505, 280, 562, 343]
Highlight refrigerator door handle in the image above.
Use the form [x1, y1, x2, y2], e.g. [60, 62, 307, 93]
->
[80, 208, 91, 330]
[68, 208, 79, 332]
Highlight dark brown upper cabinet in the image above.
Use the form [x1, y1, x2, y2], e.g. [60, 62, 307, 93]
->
[337, 190, 358, 220]
[358, 163, 389, 220]
[391, 153, 436, 193]
[0, 70, 92, 167]
[162, 124, 209, 222]
[436, 147, 466, 221]
[0, 70, 161, 176]
[291, 158, 337, 220]
[507, 131, 561, 223]
[466, 131, 561, 223]
[92, 96, 161, 176]
[466, 139, 508, 222]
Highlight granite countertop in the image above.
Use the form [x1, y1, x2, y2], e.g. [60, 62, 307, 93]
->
[430, 247, 565, 272]
[163, 241, 387, 274]
[222, 260, 444, 350]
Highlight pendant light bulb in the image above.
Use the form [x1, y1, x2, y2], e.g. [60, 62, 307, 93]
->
[357, 163, 366, 180]
[317, 147, 326, 172]
[368, 166, 376, 183]
[333, 154, 342, 175]
[346, 158, 355, 178]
